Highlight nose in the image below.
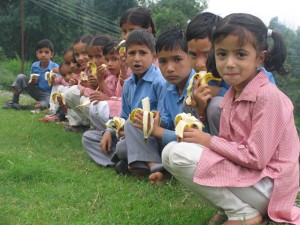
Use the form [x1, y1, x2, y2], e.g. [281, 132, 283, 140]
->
[195, 56, 207, 72]
[166, 62, 175, 73]
[225, 55, 235, 68]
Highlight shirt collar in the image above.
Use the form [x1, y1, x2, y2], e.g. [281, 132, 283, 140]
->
[129, 64, 158, 83]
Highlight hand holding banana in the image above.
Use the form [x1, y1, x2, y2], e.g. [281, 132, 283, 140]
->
[129, 97, 158, 142]
[28, 73, 39, 84]
[44, 70, 57, 86]
[175, 112, 204, 142]
[186, 71, 221, 107]
[105, 117, 126, 138]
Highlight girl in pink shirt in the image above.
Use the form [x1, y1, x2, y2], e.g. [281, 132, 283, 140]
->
[162, 13, 300, 224]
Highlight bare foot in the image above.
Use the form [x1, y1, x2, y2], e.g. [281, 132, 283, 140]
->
[208, 212, 227, 225]
[149, 171, 164, 185]
[222, 214, 263, 225]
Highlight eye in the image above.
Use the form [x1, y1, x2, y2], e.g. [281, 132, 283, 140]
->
[174, 56, 182, 62]
[158, 59, 166, 65]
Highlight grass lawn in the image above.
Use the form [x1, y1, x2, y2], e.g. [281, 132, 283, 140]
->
[0, 92, 215, 225]
[0, 91, 295, 225]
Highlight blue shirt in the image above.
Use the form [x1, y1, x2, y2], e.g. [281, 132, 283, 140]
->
[30, 60, 59, 93]
[121, 64, 166, 120]
[160, 69, 196, 145]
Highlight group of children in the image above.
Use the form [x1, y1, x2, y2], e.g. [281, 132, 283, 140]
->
[4, 6, 300, 225]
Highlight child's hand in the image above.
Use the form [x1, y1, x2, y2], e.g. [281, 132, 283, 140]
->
[87, 75, 98, 90]
[31, 76, 39, 84]
[117, 130, 125, 138]
[193, 80, 212, 115]
[132, 110, 143, 130]
[100, 131, 112, 155]
[89, 91, 110, 102]
[179, 128, 212, 147]
[96, 64, 109, 80]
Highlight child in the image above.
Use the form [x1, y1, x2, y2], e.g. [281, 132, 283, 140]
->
[87, 39, 125, 131]
[3, 39, 59, 110]
[183, 12, 229, 136]
[162, 13, 300, 224]
[120, 27, 196, 182]
[119, 6, 156, 40]
[83, 29, 166, 167]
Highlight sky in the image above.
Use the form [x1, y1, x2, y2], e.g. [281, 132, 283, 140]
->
[206, 0, 299, 30]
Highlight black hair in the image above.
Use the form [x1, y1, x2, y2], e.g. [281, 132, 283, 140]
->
[186, 12, 222, 42]
[207, 13, 288, 76]
[59, 61, 70, 77]
[156, 27, 188, 53]
[36, 39, 54, 52]
[72, 34, 94, 46]
[87, 34, 112, 49]
[119, 7, 156, 37]
[103, 39, 120, 56]
[126, 29, 155, 53]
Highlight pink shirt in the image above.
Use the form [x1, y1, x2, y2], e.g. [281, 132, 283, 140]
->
[193, 71, 300, 224]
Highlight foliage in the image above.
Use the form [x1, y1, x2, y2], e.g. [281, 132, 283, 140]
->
[148, 0, 208, 35]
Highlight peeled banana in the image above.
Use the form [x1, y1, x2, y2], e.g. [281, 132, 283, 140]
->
[115, 40, 126, 55]
[80, 71, 88, 81]
[175, 112, 204, 141]
[44, 70, 57, 86]
[105, 117, 126, 138]
[87, 61, 97, 78]
[51, 92, 65, 104]
[28, 73, 40, 83]
[129, 97, 157, 142]
[185, 71, 222, 106]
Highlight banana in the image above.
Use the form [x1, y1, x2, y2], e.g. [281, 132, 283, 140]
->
[76, 100, 90, 108]
[185, 71, 222, 106]
[51, 92, 65, 104]
[105, 117, 126, 138]
[174, 112, 204, 141]
[87, 61, 97, 78]
[44, 70, 57, 86]
[115, 40, 126, 55]
[129, 97, 157, 142]
[80, 71, 88, 81]
[28, 73, 40, 83]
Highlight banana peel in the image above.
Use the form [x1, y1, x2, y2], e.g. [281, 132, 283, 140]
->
[175, 112, 204, 141]
[105, 117, 126, 138]
[51, 92, 65, 104]
[28, 73, 40, 83]
[185, 71, 222, 107]
[44, 70, 57, 86]
[76, 100, 90, 108]
[129, 97, 157, 142]
[115, 40, 126, 55]
[87, 61, 97, 78]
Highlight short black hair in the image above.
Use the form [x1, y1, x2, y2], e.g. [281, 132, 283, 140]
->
[126, 29, 155, 53]
[156, 27, 187, 53]
[36, 39, 54, 52]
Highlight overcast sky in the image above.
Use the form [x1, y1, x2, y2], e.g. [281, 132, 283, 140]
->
[206, 0, 299, 30]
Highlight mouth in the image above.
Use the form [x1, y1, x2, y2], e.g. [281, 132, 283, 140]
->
[133, 64, 142, 69]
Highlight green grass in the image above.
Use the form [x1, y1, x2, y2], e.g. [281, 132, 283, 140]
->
[0, 93, 216, 225]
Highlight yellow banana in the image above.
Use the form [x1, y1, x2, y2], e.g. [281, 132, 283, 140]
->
[175, 112, 204, 141]
[185, 71, 222, 106]
[28, 73, 40, 83]
[51, 92, 65, 104]
[129, 97, 157, 142]
[115, 40, 126, 55]
[87, 61, 97, 78]
[105, 117, 126, 138]
[44, 70, 57, 86]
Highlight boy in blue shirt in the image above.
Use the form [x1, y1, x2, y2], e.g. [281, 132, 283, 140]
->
[3, 39, 59, 110]
[82, 29, 166, 167]
[121, 28, 196, 183]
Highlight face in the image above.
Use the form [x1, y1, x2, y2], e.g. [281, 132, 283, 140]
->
[214, 34, 264, 90]
[157, 48, 191, 90]
[72, 42, 89, 69]
[86, 45, 106, 66]
[36, 47, 53, 65]
[188, 38, 211, 72]
[105, 52, 121, 76]
[59, 64, 73, 82]
[126, 44, 155, 78]
[121, 22, 152, 40]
